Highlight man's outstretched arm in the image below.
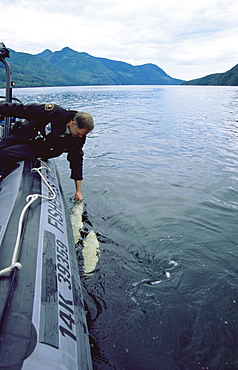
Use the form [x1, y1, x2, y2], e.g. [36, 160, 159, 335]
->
[74, 179, 83, 201]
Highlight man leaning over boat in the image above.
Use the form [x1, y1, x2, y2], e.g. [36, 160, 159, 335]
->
[0, 102, 94, 201]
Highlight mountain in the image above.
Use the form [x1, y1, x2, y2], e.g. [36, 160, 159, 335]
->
[37, 47, 183, 86]
[0, 47, 183, 88]
[0, 49, 80, 88]
[182, 64, 238, 86]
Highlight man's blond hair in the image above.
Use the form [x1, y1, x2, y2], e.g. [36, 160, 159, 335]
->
[74, 112, 94, 131]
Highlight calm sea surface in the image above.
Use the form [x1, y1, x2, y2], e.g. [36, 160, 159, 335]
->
[3, 85, 238, 369]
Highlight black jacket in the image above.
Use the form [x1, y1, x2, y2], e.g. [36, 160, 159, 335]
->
[0, 102, 86, 180]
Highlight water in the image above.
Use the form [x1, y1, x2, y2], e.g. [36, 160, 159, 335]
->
[3, 84, 238, 369]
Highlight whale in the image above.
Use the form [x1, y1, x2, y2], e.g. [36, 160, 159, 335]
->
[70, 202, 100, 274]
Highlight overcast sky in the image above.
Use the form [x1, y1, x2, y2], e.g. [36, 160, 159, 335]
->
[1, 0, 238, 81]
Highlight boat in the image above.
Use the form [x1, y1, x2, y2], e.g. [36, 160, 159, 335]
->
[0, 43, 93, 369]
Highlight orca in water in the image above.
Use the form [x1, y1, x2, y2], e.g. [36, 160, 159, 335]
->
[71, 202, 100, 275]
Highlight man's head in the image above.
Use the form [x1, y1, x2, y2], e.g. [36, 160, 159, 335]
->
[67, 111, 94, 138]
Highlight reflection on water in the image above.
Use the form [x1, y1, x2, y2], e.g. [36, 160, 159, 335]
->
[4, 85, 238, 369]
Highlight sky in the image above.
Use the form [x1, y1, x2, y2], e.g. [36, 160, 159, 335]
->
[1, 0, 238, 81]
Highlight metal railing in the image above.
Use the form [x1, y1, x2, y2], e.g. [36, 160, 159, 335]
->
[0, 42, 14, 139]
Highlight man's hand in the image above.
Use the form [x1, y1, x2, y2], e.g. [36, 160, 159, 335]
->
[74, 180, 83, 202]
[74, 191, 83, 202]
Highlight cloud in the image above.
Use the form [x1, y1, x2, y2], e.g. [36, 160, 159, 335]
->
[1, 0, 238, 80]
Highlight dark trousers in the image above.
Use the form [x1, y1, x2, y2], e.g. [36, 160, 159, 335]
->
[0, 133, 43, 176]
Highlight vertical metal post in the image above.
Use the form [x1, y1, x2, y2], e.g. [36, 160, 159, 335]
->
[0, 56, 13, 138]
